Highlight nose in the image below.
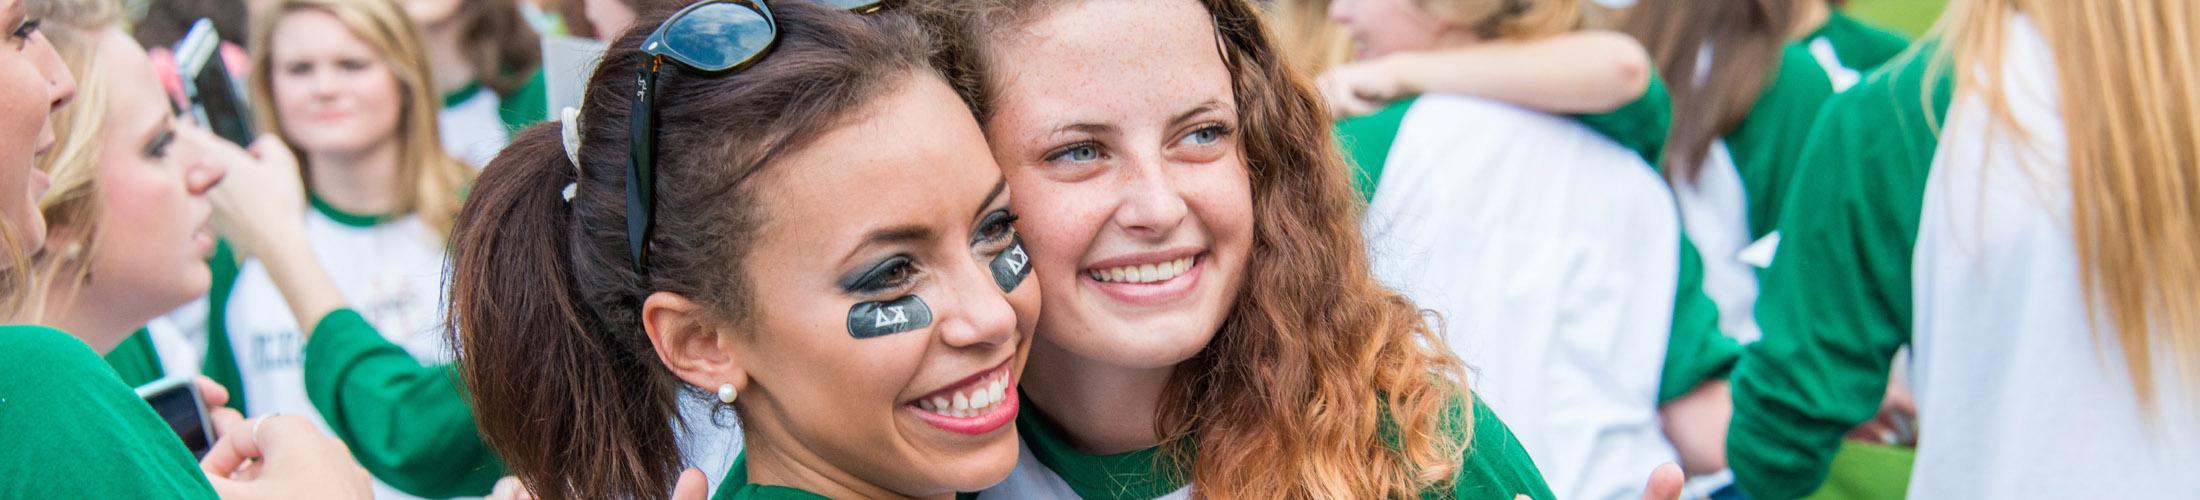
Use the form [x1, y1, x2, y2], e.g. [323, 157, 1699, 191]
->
[931, 255, 1020, 351]
[29, 31, 76, 112]
[1112, 156, 1190, 240]
[185, 143, 228, 196]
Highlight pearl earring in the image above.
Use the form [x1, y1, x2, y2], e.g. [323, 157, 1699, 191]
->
[717, 383, 738, 404]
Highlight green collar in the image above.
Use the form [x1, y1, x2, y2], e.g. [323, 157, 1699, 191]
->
[308, 195, 397, 228]
[714, 453, 834, 500]
[1017, 396, 1188, 499]
[441, 81, 485, 109]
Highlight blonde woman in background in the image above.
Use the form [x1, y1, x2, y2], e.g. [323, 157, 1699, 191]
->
[184, 0, 495, 497]
[1729, 0, 2200, 497]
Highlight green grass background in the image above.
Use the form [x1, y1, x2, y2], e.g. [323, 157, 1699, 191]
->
[1846, 0, 1951, 37]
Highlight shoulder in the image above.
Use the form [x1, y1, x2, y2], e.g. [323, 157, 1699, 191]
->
[1444, 394, 1556, 500]
[0, 325, 104, 375]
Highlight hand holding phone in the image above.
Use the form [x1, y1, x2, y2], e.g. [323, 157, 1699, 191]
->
[134, 376, 218, 459]
[175, 18, 256, 146]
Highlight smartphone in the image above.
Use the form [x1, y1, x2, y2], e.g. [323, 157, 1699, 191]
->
[135, 376, 218, 459]
[174, 18, 255, 146]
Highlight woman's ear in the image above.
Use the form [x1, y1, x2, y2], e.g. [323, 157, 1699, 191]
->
[641, 291, 749, 396]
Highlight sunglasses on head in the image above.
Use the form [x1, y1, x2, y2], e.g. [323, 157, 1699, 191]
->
[625, 0, 885, 275]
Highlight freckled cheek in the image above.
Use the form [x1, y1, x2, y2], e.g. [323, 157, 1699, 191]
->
[1006, 183, 1105, 276]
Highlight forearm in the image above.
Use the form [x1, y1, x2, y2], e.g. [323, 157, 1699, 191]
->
[1388, 31, 1651, 113]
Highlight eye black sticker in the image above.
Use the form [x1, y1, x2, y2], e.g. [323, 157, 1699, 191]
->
[991, 236, 1031, 293]
[847, 295, 933, 339]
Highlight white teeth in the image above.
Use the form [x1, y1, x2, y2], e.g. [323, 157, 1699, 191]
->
[1089, 256, 1195, 284]
[916, 371, 1014, 418]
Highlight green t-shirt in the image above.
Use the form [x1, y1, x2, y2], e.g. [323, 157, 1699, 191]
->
[103, 328, 167, 388]
[712, 453, 836, 500]
[1, 325, 217, 498]
[1806, 11, 1913, 74]
[1727, 44, 1950, 500]
[497, 69, 552, 132]
[1010, 393, 1555, 499]
[1721, 44, 1839, 240]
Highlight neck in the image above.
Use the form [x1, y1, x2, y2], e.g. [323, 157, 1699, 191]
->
[421, 21, 475, 97]
[308, 139, 404, 216]
[1021, 334, 1175, 454]
[740, 404, 945, 500]
[1794, 1, 1832, 39]
[39, 270, 156, 354]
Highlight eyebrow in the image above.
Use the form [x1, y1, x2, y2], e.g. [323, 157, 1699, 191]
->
[971, 176, 1007, 221]
[1169, 100, 1228, 128]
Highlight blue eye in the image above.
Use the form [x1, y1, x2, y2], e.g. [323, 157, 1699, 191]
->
[1180, 125, 1229, 146]
[1047, 143, 1102, 163]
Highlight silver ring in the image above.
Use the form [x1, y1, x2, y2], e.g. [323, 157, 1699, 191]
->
[251, 412, 282, 448]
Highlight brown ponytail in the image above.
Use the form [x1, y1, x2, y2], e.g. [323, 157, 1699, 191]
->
[447, 5, 935, 499]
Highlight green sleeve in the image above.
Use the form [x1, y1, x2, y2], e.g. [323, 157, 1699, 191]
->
[302, 308, 506, 497]
[201, 239, 246, 412]
[1443, 395, 1557, 500]
[1727, 47, 1950, 500]
[0, 326, 217, 498]
[103, 328, 167, 388]
[1657, 239, 1742, 403]
[1725, 45, 1837, 240]
[497, 68, 551, 132]
[1571, 73, 1673, 168]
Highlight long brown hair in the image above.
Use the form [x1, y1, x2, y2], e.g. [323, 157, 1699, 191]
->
[247, 0, 474, 238]
[446, 0, 542, 95]
[446, 5, 935, 499]
[1932, 0, 2200, 407]
[916, 1, 1472, 497]
[1622, 0, 1795, 181]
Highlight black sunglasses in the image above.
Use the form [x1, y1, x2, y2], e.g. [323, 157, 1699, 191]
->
[626, 0, 885, 275]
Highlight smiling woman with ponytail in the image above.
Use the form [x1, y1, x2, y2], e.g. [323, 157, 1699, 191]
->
[450, 3, 1044, 499]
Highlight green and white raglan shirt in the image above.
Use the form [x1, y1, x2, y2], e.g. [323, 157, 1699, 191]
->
[1341, 77, 1742, 409]
[976, 394, 1554, 499]
[1802, 10, 1912, 93]
[201, 197, 500, 499]
[1673, 44, 1837, 344]
[439, 69, 551, 167]
[1730, 18, 2200, 499]
[1, 325, 216, 498]
[1338, 91, 1681, 500]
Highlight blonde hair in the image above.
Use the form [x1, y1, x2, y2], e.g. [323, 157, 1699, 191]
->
[248, 0, 473, 238]
[1265, 0, 1353, 77]
[1417, 0, 1582, 41]
[1933, 0, 2200, 406]
[25, 0, 122, 320]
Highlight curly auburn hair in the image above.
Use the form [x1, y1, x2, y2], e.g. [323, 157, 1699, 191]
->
[913, 0, 1475, 497]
